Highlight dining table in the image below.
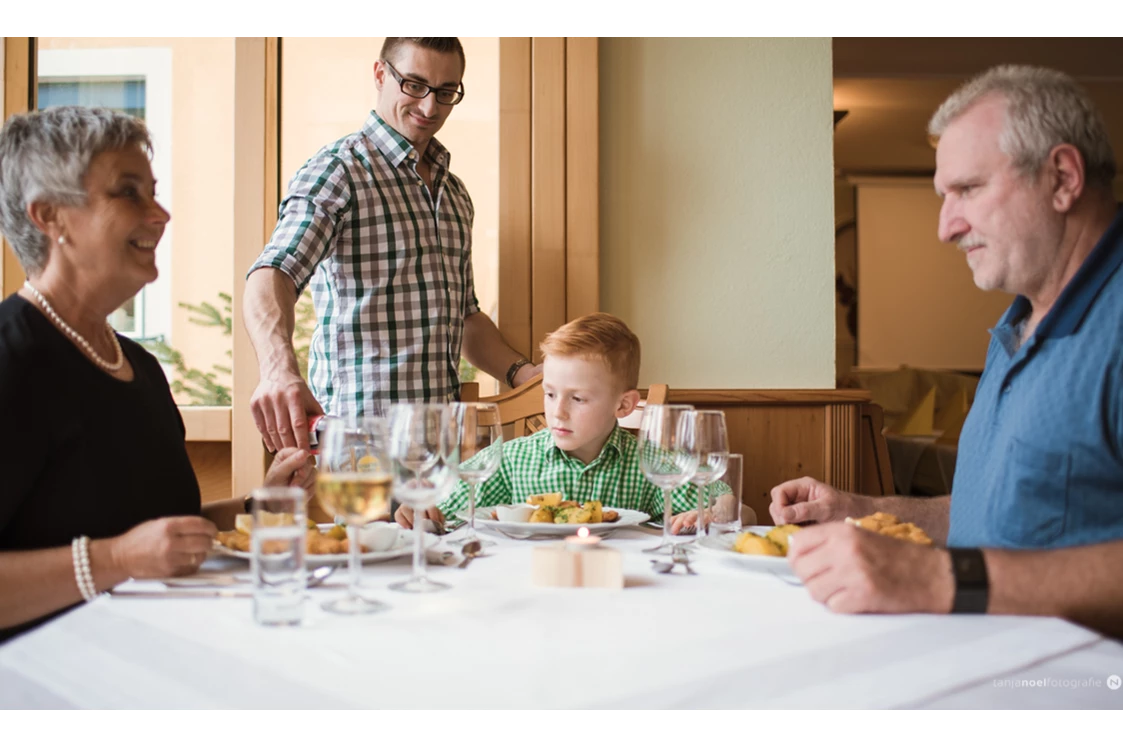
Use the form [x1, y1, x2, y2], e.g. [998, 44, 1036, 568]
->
[1, 525, 1120, 709]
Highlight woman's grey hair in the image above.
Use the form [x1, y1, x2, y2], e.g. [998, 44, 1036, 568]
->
[928, 65, 1116, 190]
[0, 105, 152, 275]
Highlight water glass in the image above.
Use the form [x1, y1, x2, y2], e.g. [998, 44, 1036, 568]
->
[249, 486, 307, 626]
[708, 453, 744, 535]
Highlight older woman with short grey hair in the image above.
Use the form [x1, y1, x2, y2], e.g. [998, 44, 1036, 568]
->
[0, 106, 313, 642]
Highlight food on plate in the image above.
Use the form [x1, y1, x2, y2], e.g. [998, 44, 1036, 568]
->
[216, 512, 372, 555]
[765, 524, 802, 554]
[489, 498, 620, 524]
[527, 492, 564, 507]
[845, 512, 933, 545]
[732, 532, 785, 557]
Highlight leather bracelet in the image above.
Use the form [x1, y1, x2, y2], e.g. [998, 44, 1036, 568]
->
[505, 357, 531, 389]
[949, 547, 989, 614]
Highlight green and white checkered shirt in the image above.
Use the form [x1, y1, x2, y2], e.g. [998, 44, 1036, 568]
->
[440, 426, 721, 519]
[250, 111, 480, 416]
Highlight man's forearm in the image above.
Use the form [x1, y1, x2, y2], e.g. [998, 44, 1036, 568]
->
[244, 268, 301, 377]
[856, 494, 951, 545]
[461, 311, 528, 382]
[985, 541, 1123, 638]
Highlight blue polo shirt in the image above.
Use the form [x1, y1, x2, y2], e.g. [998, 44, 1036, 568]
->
[948, 206, 1123, 550]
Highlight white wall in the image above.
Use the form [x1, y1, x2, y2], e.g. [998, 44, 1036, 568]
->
[855, 179, 1014, 371]
[600, 38, 836, 389]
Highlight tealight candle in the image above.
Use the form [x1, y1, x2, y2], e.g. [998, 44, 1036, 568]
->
[565, 526, 602, 551]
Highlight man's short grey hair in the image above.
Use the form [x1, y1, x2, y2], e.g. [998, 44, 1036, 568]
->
[928, 64, 1116, 189]
[0, 105, 152, 275]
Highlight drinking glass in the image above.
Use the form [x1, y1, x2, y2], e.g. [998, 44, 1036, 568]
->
[448, 402, 502, 548]
[680, 410, 729, 547]
[708, 453, 744, 535]
[316, 414, 392, 615]
[388, 403, 459, 593]
[638, 404, 698, 555]
[249, 486, 307, 626]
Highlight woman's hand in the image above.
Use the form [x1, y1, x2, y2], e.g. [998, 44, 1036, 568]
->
[265, 447, 317, 497]
[107, 516, 217, 578]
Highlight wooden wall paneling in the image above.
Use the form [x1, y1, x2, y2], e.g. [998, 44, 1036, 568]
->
[2, 38, 33, 297]
[231, 38, 269, 497]
[667, 390, 872, 525]
[188, 441, 234, 504]
[498, 38, 533, 363]
[564, 37, 598, 320]
[530, 37, 567, 357]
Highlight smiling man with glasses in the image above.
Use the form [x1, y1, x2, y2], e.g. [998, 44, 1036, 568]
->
[246, 38, 540, 492]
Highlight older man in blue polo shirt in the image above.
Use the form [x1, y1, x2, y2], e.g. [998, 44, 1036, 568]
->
[768, 65, 1123, 637]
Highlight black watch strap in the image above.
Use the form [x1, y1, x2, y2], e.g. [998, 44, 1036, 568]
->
[949, 547, 989, 614]
[505, 357, 531, 389]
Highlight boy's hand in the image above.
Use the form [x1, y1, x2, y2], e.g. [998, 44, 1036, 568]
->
[670, 510, 710, 535]
[394, 505, 446, 531]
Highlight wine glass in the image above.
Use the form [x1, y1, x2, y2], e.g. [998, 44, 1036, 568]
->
[316, 414, 392, 615]
[638, 404, 698, 555]
[708, 453, 744, 535]
[679, 410, 729, 548]
[388, 403, 459, 593]
[448, 402, 503, 548]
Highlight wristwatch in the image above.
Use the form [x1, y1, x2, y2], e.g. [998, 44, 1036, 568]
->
[948, 547, 989, 614]
[505, 357, 531, 389]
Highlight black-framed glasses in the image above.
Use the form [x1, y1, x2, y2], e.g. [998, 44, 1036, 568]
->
[382, 60, 465, 106]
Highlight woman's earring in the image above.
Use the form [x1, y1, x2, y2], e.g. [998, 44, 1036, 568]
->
[58, 236, 66, 245]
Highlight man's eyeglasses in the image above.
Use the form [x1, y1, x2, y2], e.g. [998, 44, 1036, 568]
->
[382, 60, 465, 106]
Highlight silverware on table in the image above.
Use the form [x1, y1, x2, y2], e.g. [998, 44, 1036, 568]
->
[109, 589, 253, 599]
[457, 540, 483, 569]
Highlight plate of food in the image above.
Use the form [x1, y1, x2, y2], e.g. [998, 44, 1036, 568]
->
[697, 515, 934, 582]
[458, 493, 649, 538]
[213, 516, 436, 565]
[694, 525, 802, 581]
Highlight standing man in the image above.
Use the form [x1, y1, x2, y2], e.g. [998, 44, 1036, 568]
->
[769, 65, 1123, 637]
[245, 37, 539, 453]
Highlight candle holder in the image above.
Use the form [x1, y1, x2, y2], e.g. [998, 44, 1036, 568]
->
[532, 528, 623, 588]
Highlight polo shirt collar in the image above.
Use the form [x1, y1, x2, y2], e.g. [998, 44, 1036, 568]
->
[992, 205, 1123, 348]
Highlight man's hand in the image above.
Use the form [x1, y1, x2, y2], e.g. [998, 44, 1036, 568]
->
[512, 362, 542, 388]
[769, 477, 867, 526]
[787, 522, 954, 614]
[250, 373, 323, 453]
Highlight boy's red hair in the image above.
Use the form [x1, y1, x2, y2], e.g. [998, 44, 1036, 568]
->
[539, 313, 641, 390]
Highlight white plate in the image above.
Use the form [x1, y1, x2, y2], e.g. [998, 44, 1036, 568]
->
[458, 505, 649, 538]
[694, 527, 802, 584]
[211, 525, 436, 566]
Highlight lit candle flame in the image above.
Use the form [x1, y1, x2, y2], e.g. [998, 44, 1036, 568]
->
[577, 526, 589, 539]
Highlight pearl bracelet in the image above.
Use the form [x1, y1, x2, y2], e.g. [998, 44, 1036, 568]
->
[71, 536, 98, 602]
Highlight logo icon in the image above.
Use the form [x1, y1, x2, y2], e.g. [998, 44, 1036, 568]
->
[1108, 675, 1122, 691]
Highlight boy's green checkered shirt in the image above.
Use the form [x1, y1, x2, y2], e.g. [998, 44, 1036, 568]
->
[439, 426, 728, 519]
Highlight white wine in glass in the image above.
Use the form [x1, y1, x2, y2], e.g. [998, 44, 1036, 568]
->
[317, 415, 391, 615]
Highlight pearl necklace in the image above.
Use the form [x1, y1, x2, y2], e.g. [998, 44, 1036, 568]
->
[23, 281, 124, 372]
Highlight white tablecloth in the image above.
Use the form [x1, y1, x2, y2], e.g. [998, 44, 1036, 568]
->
[1, 529, 1119, 709]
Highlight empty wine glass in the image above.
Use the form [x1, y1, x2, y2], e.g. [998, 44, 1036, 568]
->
[388, 403, 459, 593]
[448, 402, 503, 548]
[679, 410, 729, 548]
[316, 414, 391, 615]
[638, 404, 698, 555]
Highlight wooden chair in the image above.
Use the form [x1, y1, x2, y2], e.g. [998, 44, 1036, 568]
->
[859, 402, 895, 497]
[462, 373, 548, 438]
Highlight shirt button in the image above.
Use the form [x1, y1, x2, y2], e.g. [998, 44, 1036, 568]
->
[1003, 385, 1012, 395]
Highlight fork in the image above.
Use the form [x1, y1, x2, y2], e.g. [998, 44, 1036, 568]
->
[671, 548, 698, 575]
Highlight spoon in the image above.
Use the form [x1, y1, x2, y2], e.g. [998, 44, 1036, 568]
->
[650, 560, 675, 574]
[307, 565, 336, 587]
[457, 540, 483, 569]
